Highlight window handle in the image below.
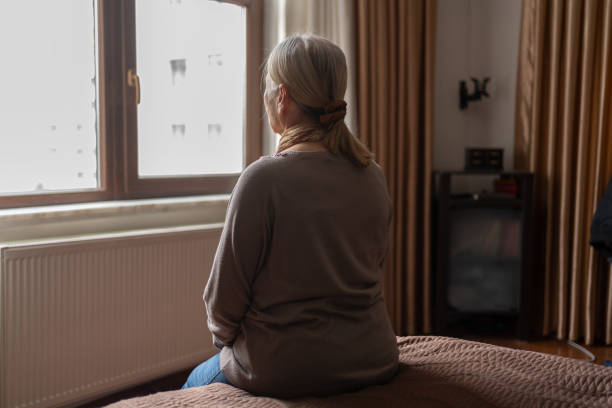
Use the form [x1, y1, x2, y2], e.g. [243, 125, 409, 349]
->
[127, 69, 141, 104]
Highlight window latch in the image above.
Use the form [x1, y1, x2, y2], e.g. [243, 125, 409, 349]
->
[127, 69, 141, 104]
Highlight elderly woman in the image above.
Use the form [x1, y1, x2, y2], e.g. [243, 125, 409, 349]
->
[183, 34, 398, 397]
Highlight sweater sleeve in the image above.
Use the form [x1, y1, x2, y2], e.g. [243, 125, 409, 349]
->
[203, 160, 273, 349]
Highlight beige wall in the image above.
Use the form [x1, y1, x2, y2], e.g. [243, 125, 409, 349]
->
[434, 0, 522, 173]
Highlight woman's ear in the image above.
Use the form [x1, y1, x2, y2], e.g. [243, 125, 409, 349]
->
[277, 84, 289, 112]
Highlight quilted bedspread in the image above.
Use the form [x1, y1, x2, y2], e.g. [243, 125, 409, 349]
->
[108, 336, 612, 407]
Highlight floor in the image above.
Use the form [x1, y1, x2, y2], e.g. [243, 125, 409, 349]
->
[464, 335, 612, 365]
[78, 368, 193, 408]
[79, 336, 612, 407]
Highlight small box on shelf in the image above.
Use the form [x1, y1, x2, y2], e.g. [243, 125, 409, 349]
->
[494, 176, 518, 198]
[465, 148, 504, 171]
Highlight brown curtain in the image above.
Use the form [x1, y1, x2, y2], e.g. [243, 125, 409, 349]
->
[515, 0, 612, 345]
[355, 0, 436, 335]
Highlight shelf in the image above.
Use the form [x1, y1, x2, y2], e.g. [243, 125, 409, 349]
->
[450, 257, 521, 265]
[449, 198, 523, 208]
[447, 309, 520, 318]
[434, 170, 533, 176]
[434, 170, 535, 340]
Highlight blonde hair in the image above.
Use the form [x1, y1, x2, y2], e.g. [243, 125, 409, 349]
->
[265, 34, 373, 167]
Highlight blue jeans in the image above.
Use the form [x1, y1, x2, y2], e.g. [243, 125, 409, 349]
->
[182, 353, 232, 389]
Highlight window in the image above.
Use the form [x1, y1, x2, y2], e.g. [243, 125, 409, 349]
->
[0, 0, 263, 209]
[0, 1, 100, 196]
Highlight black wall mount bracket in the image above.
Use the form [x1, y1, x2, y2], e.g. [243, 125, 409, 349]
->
[459, 77, 490, 109]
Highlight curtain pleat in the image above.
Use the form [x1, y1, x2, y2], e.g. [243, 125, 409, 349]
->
[543, 0, 563, 335]
[356, 0, 435, 335]
[569, 0, 596, 340]
[423, 0, 434, 335]
[515, 0, 612, 345]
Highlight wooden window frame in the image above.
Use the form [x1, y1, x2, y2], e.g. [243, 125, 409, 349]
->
[0, 0, 263, 209]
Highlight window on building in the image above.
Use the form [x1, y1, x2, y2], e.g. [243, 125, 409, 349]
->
[0, 0, 263, 209]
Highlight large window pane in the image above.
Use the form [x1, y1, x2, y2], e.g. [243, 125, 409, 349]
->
[135, 0, 246, 177]
[0, 0, 100, 195]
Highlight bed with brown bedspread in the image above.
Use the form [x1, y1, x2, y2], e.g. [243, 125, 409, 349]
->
[108, 336, 612, 407]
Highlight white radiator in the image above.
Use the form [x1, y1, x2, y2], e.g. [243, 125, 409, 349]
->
[0, 225, 222, 408]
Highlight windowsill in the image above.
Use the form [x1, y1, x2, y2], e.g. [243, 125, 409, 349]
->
[0, 195, 230, 244]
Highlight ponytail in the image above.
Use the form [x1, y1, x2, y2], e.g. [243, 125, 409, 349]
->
[324, 121, 373, 167]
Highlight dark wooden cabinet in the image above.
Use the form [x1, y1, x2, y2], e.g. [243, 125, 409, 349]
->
[433, 171, 537, 339]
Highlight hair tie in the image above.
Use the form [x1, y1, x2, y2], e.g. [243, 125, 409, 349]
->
[320, 100, 347, 128]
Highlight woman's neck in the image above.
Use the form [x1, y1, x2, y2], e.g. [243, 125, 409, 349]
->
[283, 141, 329, 152]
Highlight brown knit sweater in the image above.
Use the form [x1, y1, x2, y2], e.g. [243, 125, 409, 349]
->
[203, 150, 398, 398]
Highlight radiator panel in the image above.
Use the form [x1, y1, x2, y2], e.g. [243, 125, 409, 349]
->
[0, 227, 221, 408]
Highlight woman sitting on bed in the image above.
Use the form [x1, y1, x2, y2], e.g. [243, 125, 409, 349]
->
[182, 34, 399, 398]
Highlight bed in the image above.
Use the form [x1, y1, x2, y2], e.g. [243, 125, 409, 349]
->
[108, 336, 612, 407]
